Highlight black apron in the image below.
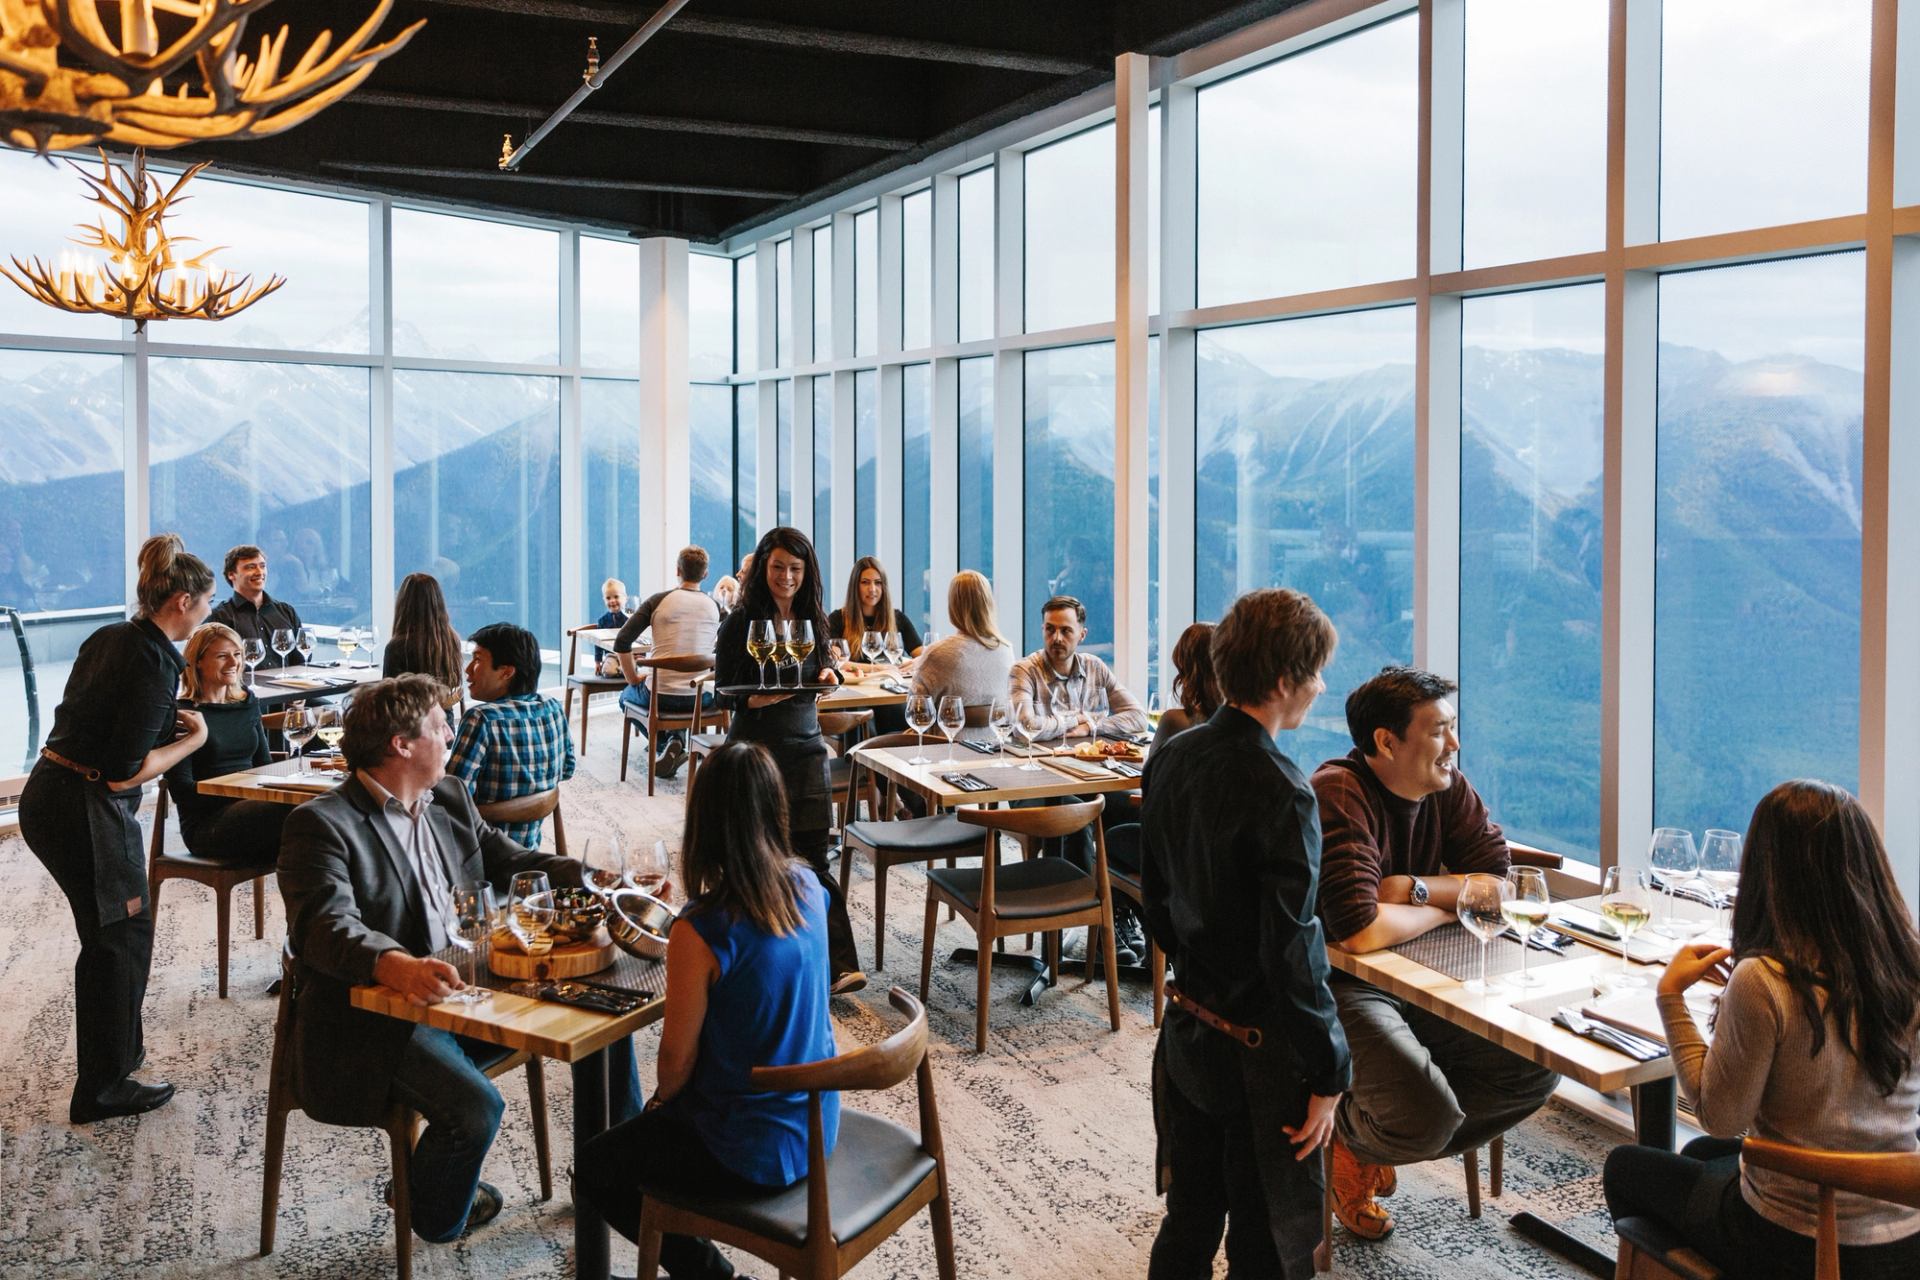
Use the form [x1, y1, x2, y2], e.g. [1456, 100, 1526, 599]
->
[19, 762, 148, 926]
[725, 694, 832, 834]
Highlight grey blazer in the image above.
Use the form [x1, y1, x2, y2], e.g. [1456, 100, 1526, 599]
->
[276, 773, 584, 1126]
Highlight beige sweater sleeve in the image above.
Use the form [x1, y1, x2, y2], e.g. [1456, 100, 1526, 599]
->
[1657, 959, 1781, 1138]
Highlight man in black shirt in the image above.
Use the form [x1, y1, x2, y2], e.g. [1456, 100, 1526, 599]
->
[1140, 587, 1351, 1280]
[208, 543, 305, 668]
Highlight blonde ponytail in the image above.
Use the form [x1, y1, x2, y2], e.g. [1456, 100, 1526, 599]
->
[135, 533, 214, 618]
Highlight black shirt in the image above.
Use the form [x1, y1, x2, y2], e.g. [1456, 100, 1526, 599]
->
[43, 617, 186, 781]
[713, 607, 832, 832]
[1140, 704, 1352, 1098]
[825, 607, 922, 655]
[208, 591, 305, 667]
[164, 694, 271, 837]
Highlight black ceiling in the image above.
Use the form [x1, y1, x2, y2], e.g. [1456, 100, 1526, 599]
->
[148, 0, 1306, 243]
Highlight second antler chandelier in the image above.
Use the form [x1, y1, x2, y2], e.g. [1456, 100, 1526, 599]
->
[0, 0, 425, 153]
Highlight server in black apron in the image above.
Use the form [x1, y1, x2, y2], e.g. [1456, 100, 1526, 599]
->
[19, 534, 216, 1123]
[1139, 588, 1351, 1279]
[711, 527, 863, 994]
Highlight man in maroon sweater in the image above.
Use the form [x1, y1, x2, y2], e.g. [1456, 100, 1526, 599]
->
[1310, 667, 1559, 1242]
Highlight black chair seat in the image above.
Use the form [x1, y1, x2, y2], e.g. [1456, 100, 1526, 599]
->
[567, 673, 625, 690]
[640, 1110, 935, 1249]
[690, 731, 728, 751]
[843, 813, 978, 856]
[155, 849, 275, 873]
[1613, 1217, 1724, 1280]
[1108, 864, 1142, 898]
[828, 756, 852, 788]
[926, 857, 1099, 920]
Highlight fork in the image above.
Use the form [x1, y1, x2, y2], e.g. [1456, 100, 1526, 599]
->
[1556, 1007, 1666, 1059]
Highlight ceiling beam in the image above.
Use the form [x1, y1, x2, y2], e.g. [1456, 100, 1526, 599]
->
[347, 90, 915, 151]
[321, 161, 796, 200]
[503, 0, 688, 170]
[417, 0, 1096, 74]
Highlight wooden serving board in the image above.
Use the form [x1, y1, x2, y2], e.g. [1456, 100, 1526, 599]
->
[489, 929, 616, 979]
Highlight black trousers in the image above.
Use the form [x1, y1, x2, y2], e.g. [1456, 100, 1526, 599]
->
[180, 797, 288, 863]
[792, 828, 861, 978]
[1149, 1038, 1322, 1280]
[21, 789, 153, 1108]
[1607, 1136, 1920, 1280]
[577, 1100, 767, 1279]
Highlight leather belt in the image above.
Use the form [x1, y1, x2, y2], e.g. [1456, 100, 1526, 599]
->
[1166, 982, 1263, 1048]
[40, 746, 105, 782]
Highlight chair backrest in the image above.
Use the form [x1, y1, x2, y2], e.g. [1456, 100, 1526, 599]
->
[817, 709, 873, 740]
[1508, 840, 1564, 870]
[269, 944, 300, 1103]
[477, 788, 560, 827]
[1740, 1138, 1920, 1280]
[632, 653, 714, 675]
[958, 796, 1105, 839]
[751, 986, 929, 1094]
[262, 709, 297, 733]
[962, 703, 994, 728]
[845, 732, 924, 811]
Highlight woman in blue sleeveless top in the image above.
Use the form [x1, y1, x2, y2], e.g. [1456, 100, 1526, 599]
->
[578, 742, 839, 1278]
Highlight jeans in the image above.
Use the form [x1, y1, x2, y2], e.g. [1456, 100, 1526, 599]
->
[577, 1100, 767, 1279]
[1331, 977, 1559, 1166]
[619, 684, 716, 751]
[387, 1027, 507, 1243]
[1606, 1136, 1920, 1280]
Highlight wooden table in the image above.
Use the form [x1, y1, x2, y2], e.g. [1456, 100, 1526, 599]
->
[352, 974, 664, 1279]
[199, 757, 345, 805]
[817, 674, 909, 712]
[850, 741, 1141, 810]
[1331, 894, 1719, 1276]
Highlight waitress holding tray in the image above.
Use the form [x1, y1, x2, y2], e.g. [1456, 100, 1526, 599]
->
[712, 527, 865, 995]
[18, 534, 216, 1123]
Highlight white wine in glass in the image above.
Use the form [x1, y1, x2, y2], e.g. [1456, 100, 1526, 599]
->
[746, 620, 776, 689]
[1502, 867, 1551, 987]
[788, 619, 815, 681]
[1456, 873, 1508, 994]
[1600, 866, 1655, 988]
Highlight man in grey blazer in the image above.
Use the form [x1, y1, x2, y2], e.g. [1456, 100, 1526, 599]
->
[278, 674, 594, 1243]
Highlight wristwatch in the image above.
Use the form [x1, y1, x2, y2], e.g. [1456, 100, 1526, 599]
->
[1409, 877, 1429, 906]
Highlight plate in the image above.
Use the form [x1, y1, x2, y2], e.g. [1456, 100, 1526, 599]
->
[1071, 740, 1143, 762]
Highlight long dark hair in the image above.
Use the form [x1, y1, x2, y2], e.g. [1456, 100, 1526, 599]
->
[388, 572, 462, 690]
[1170, 622, 1221, 721]
[740, 527, 830, 640]
[838, 555, 893, 644]
[1731, 779, 1920, 1096]
[681, 742, 804, 935]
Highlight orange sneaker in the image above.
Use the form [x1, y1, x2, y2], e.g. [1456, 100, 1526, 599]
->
[1330, 1136, 1395, 1241]
[1376, 1163, 1398, 1198]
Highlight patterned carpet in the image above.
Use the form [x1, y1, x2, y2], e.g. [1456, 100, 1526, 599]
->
[0, 703, 1624, 1278]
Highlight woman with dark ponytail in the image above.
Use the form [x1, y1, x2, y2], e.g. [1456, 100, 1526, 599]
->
[18, 534, 216, 1123]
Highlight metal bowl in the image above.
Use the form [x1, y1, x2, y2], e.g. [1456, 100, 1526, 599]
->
[607, 887, 677, 960]
[549, 887, 608, 943]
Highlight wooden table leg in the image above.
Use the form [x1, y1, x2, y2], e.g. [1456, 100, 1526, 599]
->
[572, 1049, 611, 1280]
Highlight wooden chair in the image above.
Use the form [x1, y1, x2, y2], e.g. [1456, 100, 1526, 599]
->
[619, 654, 716, 795]
[1611, 1217, 1724, 1280]
[818, 709, 875, 833]
[838, 732, 982, 968]
[1105, 862, 1165, 1026]
[632, 987, 956, 1280]
[476, 788, 567, 855]
[147, 783, 273, 999]
[683, 728, 731, 798]
[917, 798, 1121, 1052]
[260, 948, 554, 1279]
[560, 622, 627, 753]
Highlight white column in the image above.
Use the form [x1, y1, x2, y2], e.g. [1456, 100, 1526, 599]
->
[369, 199, 396, 637]
[930, 173, 963, 628]
[122, 327, 148, 610]
[557, 230, 584, 645]
[1114, 52, 1152, 693]
[1158, 70, 1198, 675]
[993, 149, 1026, 648]
[1415, 0, 1465, 678]
[878, 195, 905, 575]
[638, 238, 690, 587]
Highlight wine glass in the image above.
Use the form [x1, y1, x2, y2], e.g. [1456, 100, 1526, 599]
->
[1084, 684, 1110, 740]
[581, 835, 625, 898]
[313, 705, 344, 758]
[242, 637, 266, 686]
[1146, 690, 1163, 723]
[861, 629, 884, 664]
[747, 619, 775, 689]
[1698, 829, 1742, 942]
[1049, 681, 1076, 737]
[445, 885, 494, 1004]
[937, 694, 966, 763]
[1012, 700, 1046, 770]
[284, 705, 319, 776]
[1648, 827, 1701, 938]
[362, 622, 380, 658]
[771, 618, 796, 689]
[883, 630, 907, 667]
[296, 626, 316, 664]
[904, 692, 936, 765]
[1600, 866, 1655, 988]
[787, 619, 815, 685]
[629, 839, 671, 899]
[1456, 873, 1509, 995]
[1502, 867, 1551, 988]
[987, 698, 1013, 762]
[507, 872, 554, 952]
[827, 638, 851, 673]
[270, 627, 295, 669]
[335, 626, 359, 662]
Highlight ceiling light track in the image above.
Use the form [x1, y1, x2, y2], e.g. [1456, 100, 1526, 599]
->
[499, 0, 688, 172]
[324, 160, 796, 200]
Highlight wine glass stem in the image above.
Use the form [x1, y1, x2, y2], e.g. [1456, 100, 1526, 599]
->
[1480, 939, 1489, 990]
[1520, 938, 1530, 983]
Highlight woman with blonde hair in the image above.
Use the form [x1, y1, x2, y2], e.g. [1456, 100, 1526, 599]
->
[163, 623, 288, 865]
[382, 572, 463, 697]
[18, 533, 214, 1122]
[911, 569, 1014, 707]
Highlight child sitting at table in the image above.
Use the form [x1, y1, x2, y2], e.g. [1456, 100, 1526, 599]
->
[595, 577, 630, 674]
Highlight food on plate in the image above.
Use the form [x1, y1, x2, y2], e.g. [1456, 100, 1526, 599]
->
[1071, 739, 1142, 761]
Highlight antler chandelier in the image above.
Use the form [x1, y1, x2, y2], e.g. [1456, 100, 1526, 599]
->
[0, 0, 424, 153]
[0, 148, 284, 329]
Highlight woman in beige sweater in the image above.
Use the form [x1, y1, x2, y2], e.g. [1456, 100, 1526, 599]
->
[910, 570, 1013, 707]
[1604, 780, 1920, 1279]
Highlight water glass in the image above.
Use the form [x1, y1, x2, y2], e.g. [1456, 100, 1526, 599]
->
[446, 885, 494, 1003]
[284, 706, 319, 775]
[1012, 702, 1045, 770]
[242, 637, 266, 685]
[1698, 829, 1742, 941]
[1456, 873, 1509, 995]
[296, 627, 316, 663]
[861, 629, 884, 663]
[1648, 827, 1702, 938]
[987, 698, 1013, 760]
[905, 692, 936, 765]
[937, 694, 966, 762]
[884, 630, 907, 667]
[270, 627, 295, 667]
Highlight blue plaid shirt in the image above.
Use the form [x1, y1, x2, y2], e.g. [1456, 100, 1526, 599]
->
[447, 692, 576, 848]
